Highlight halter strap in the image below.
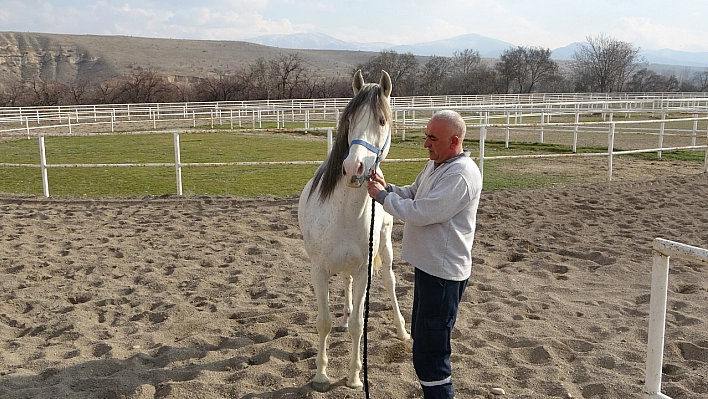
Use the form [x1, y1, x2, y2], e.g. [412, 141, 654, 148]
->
[344, 128, 390, 177]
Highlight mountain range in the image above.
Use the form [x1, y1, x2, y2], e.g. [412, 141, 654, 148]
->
[246, 32, 708, 68]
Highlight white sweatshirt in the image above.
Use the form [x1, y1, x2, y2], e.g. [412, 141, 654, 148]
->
[378, 152, 482, 281]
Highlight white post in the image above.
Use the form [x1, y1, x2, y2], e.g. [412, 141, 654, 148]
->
[573, 109, 580, 153]
[173, 132, 183, 196]
[644, 238, 708, 399]
[39, 136, 49, 197]
[608, 122, 615, 182]
[658, 111, 666, 158]
[691, 114, 698, 147]
[704, 134, 708, 174]
[505, 111, 510, 149]
[26, 116, 31, 139]
[111, 109, 115, 132]
[479, 125, 486, 181]
[540, 111, 544, 143]
[230, 109, 234, 130]
[192, 110, 196, 128]
[327, 128, 333, 154]
[402, 110, 406, 141]
[67, 113, 72, 135]
[211, 110, 214, 129]
[644, 250, 671, 399]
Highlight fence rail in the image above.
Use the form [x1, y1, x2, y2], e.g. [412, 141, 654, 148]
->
[1, 93, 708, 197]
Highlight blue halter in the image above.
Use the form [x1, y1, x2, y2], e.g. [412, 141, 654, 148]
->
[344, 128, 390, 178]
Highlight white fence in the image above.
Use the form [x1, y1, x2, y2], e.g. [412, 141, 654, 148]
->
[645, 239, 708, 399]
[1, 93, 708, 197]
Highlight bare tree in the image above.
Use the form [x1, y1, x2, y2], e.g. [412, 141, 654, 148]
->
[242, 57, 279, 100]
[694, 69, 708, 91]
[195, 70, 245, 101]
[495, 47, 525, 93]
[571, 33, 643, 92]
[66, 79, 92, 105]
[496, 46, 557, 93]
[419, 55, 451, 95]
[27, 78, 69, 106]
[271, 53, 310, 99]
[451, 49, 482, 76]
[0, 81, 31, 107]
[446, 49, 495, 95]
[115, 68, 176, 103]
[356, 50, 419, 96]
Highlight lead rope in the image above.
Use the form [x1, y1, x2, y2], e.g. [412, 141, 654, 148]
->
[363, 195, 375, 399]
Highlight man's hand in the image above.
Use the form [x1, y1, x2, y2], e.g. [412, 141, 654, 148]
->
[367, 171, 386, 199]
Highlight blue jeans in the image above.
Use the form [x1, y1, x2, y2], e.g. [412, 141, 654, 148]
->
[412, 268, 468, 399]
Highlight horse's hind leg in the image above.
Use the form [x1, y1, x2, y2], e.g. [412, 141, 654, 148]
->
[310, 266, 332, 392]
[380, 218, 410, 341]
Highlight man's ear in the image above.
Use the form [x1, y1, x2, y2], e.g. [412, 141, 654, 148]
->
[450, 135, 460, 148]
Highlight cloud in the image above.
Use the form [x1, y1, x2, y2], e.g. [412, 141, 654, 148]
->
[617, 17, 708, 52]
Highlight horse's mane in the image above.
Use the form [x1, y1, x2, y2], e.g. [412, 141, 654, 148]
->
[307, 82, 392, 203]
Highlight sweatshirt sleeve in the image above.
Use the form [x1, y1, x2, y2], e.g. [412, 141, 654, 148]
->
[383, 173, 471, 226]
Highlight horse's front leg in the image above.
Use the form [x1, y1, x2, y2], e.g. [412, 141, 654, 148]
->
[311, 266, 332, 392]
[340, 274, 353, 329]
[346, 270, 369, 390]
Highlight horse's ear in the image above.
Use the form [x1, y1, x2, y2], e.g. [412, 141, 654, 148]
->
[379, 70, 392, 98]
[353, 69, 364, 95]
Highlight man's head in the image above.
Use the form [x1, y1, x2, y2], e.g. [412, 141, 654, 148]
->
[424, 110, 466, 164]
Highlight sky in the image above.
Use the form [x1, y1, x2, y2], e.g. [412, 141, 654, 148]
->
[2, 0, 708, 53]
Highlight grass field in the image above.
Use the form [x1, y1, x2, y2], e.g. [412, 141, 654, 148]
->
[0, 126, 705, 198]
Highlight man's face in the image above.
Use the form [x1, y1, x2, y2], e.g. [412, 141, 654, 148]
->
[424, 119, 455, 163]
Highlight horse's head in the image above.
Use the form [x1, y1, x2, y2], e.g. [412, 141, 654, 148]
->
[341, 70, 393, 188]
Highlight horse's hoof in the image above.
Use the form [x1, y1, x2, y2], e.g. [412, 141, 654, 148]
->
[311, 380, 330, 392]
[346, 380, 364, 390]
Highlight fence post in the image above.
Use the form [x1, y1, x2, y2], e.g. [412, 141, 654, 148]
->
[703, 133, 708, 173]
[327, 128, 333, 154]
[658, 111, 666, 158]
[645, 249, 671, 399]
[505, 111, 510, 149]
[67, 113, 72, 135]
[173, 132, 183, 196]
[573, 108, 580, 153]
[39, 136, 50, 197]
[479, 125, 486, 181]
[608, 122, 615, 182]
[691, 114, 698, 146]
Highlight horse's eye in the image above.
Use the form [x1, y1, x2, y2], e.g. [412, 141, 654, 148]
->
[379, 117, 386, 126]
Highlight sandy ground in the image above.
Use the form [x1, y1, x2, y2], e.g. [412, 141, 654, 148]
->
[1, 167, 707, 398]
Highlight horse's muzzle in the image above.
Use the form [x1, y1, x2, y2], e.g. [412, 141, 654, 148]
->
[347, 174, 367, 188]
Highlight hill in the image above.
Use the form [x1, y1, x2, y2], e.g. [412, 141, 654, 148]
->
[0, 31, 379, 87]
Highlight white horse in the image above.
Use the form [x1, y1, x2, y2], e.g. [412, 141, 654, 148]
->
[298, 70, 410, 392]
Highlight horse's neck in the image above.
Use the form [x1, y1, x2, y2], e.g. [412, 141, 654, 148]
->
[333, 182, 371, 213]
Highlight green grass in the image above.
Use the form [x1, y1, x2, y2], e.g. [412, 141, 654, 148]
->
[0, 132, 704, 198]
